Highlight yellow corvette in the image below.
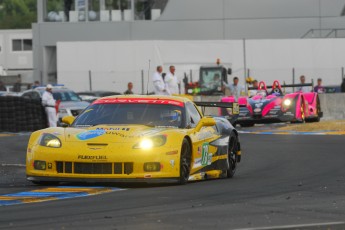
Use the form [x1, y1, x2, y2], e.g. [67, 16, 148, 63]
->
[26, 95, 241, 185]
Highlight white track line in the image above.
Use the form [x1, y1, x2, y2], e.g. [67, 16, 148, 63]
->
[1, 163, 25, 167]
[233, 221, 345, 230]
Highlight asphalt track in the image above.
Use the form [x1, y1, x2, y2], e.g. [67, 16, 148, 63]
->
[0, 131, 345, 230]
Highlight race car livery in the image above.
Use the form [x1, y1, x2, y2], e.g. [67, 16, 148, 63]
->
[220, 80, 323, 126]
[26, 95, 241, 185]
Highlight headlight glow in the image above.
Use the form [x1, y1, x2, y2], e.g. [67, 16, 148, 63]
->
[133, 135, 167, 149]
[139, 139, 154, 149]
[283, 99, 291, 106]
[39, 133, 62, 148]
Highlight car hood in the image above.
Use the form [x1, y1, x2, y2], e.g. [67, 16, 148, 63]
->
[63, 125, 172, 143]
[60, 101, 90, 109]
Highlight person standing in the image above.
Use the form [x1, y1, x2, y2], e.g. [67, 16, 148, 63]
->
[42, 84, 58, 127]
[152, 65, 168, 95]
[313, 78, 325, 93]
[32, 80, 40, 89]
[165, 65, 179, 95]
[223, 76, 245, 99]
[124, 82, 134, 94]
[64, 0, 72, 21]
[0, 81, 6, 91]
[248, 79, 259, 97]
[296, 75, 310, 92]
[13, 77, 21, 92]
[341, 78, 345, 93]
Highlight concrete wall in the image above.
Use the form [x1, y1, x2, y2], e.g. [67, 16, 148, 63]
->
[56, 39, 345, 94]
[319, 93, 345, 120]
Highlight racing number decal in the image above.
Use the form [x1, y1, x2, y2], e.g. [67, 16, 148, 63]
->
[233, 103, 240, 115]
[201, 143, 209, 166]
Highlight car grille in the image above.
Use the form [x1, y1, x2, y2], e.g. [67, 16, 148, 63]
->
[71, 109, 83, 116]
[56, 162, 133, 175]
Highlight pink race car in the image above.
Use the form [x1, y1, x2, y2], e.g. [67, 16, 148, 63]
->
[220, 80, 323, 127]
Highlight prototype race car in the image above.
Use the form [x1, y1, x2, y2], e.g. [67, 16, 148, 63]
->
[220, 80, 323, 127]
[26, 95, 241, 185]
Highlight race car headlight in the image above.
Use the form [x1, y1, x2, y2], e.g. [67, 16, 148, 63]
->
[283, 99, 292, 107]
[39, 133, 62, 148]
[133, 135, 167, 149]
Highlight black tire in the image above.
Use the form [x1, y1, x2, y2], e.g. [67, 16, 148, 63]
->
[226, 132, 239, 178]
[178, 139, 192, 185]
[291, 98, 305, 123]
[306, 96, 321, 123]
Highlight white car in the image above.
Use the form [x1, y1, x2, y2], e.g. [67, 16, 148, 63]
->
[21, 86, 90, 121]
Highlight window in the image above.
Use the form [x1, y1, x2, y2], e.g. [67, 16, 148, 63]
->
[12, 39, 32, 51]
[185, 102, 202, 128]
[23, 39, 32, 51]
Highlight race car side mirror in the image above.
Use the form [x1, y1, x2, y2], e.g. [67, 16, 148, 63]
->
[62, 116, 75, 126]
[195, 117, 216, 132]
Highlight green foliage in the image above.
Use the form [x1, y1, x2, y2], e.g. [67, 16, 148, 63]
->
[0, 0, 37, 29]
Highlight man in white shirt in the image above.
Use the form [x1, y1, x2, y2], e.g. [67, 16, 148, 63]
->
[223, 76, 245, 99]
[296, 75, 311, 92]
[42, 84, 58, 127]
[165, 65, 179, 95]
[152, 66, 168, 95]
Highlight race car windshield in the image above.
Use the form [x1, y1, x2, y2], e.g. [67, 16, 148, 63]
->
[73, 103, 185, 128]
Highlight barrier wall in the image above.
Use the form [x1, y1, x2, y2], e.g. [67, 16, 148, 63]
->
[0, 93, 343, 133]
[0, 97, 47, 132]
[318, 93, 345, 120]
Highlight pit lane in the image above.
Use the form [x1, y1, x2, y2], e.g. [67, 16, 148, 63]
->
[1, 130, 345, 230]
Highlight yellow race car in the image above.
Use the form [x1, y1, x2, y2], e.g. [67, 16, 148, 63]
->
[26, 95, 241, 185]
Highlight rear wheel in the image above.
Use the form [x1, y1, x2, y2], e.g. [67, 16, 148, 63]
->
[179, 139, 191, 185]
[307, 96, 321, 122]
[226, 132, 239, 178]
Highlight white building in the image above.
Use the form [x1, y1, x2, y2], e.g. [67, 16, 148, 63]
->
[0, 29, 33, 84]
[31, 0, 345, 92]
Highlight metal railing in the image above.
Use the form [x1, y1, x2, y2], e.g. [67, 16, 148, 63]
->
[301, 28, 345, 38]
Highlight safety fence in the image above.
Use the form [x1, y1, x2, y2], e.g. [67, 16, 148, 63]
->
[0, 97, 47, 132]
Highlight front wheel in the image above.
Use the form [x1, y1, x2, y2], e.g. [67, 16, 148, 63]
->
[226, 132, 239, 178]
[178, 139, 191, 185]
[291, 99, 305, 123]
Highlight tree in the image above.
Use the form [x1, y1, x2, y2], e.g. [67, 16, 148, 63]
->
[0, 0, 37, 29]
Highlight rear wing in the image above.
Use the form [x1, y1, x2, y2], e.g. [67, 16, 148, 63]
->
[248, 82, 313, 90]
[194, 101, 240, 115]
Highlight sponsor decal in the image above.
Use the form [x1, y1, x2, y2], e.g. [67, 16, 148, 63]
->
[170, 160, 175, 168]
[201, 143, 209, 166]
[78, 155, 108, 160]
[284, 112, 294, 116]
[233, 103, 240, 115]
[94, 98, 184, 107]
[77, 129, 106, 140]
[197, 146, 201, 155]
[193, 157, 202, 169]
[255, 103, 263, 108]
